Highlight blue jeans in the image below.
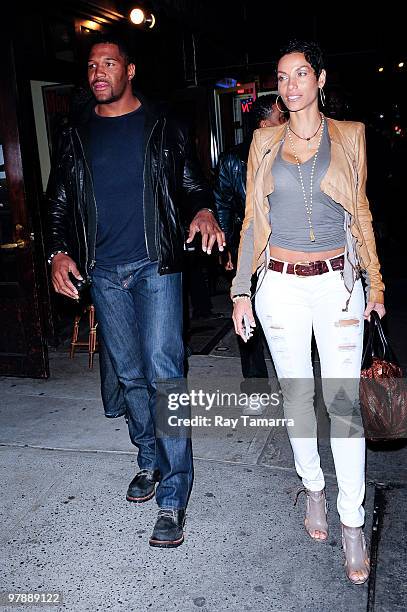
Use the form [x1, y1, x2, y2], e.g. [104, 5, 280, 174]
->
[91, 258, 193, 510]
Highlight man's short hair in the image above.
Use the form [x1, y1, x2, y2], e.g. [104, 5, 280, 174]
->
[252, 94, 278, 127]
[88, 34, 134, 66]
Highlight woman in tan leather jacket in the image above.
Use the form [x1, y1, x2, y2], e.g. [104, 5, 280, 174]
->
[232, 39, 385, 585]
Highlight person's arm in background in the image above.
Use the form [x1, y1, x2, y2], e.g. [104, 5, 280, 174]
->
[176, 120, 225, 254]
[213, 151, 237, 245]
[213, 151, 239, 269]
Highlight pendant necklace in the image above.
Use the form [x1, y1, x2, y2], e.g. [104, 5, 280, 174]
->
[288, 114, 323, 150]
[286, 115, 325, 242]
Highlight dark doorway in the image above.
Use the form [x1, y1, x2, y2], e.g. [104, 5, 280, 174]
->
[0, 35, 49, 378]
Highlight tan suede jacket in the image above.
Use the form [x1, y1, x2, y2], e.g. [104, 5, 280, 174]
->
[231, 117, 385, 304]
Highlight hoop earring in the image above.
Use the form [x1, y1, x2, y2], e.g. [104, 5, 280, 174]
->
[275, 95, 285, 113]
[319, 87, 326, 107]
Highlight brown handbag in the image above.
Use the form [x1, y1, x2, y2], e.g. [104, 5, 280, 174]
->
[360, 311, 407, 440]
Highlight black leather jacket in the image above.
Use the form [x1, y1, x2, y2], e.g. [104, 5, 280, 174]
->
[213, 138, 251, 248]
[46, 95, 214, 279]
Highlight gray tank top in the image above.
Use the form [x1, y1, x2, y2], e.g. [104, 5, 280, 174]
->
[268, 126, 345, 251]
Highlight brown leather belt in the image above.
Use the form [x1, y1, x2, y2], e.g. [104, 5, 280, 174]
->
[268, 255, 344, 277]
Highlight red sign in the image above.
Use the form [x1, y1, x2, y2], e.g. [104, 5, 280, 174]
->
[241, 98, 253, 113]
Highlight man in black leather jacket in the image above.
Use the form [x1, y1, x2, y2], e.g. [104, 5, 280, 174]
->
[214, 95, 285, 412]
[47, 36, 224, 548]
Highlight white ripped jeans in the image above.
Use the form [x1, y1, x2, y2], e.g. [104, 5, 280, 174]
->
[255, 261, 366, 527]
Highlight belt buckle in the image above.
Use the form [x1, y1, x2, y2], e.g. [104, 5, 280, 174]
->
[293, 261, 312, 276]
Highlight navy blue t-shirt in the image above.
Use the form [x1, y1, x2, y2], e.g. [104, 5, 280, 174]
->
[89, 106, 148, 266]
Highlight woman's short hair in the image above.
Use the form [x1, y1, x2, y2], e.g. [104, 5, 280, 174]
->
[279, 39, 324, 78]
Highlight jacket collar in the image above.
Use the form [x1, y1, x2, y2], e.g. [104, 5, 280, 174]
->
[73, 88, 164, 162]
[258, 117, 347, 199]
[71, 88, 163, 128]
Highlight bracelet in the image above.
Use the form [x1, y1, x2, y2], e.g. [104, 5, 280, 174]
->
[47, 250, 68, 264]
[232, 294, 251, 304]
[198, 208, 215, 215]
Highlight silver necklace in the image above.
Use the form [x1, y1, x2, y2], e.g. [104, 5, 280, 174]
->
[286, 115, 325, 242]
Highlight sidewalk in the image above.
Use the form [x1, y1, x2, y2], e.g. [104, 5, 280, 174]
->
[0, 349, 406, 612]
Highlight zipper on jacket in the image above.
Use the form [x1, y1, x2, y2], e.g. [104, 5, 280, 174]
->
[69, 136, 84, 265]
[70, 132, 90, 275]
[155, 118, 167, 269]
[143, 118, 159, 260]
[74, 129, 98, 272]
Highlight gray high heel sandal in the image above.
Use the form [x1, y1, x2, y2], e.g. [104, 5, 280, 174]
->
[341, 524, 370, 585]
[295, 488, 328, 541]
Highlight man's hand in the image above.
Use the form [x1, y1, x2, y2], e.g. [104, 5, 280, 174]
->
[186, 209, 226, 255]
[51, 253, 83, 300]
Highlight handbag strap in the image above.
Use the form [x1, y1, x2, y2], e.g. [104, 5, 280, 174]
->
[362, 310, 396, 367]
[361, 317, 375, 368]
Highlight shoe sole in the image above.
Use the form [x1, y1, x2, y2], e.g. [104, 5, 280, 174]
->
[126, 489, 155, 504]
[149, 535, 184, 548]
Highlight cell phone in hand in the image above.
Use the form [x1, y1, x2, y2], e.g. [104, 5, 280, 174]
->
[68, 272, 91, 294]
[242, 313, 254, 342]
[184, 230, 219, 254]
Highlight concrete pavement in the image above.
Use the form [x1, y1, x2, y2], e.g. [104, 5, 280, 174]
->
[0, 349, 406, 612]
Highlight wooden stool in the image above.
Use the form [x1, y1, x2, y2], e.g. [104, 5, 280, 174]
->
[69, 304, 98, 369]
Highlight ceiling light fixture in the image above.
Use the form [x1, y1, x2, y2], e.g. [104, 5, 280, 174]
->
[129, 7, 156, 29]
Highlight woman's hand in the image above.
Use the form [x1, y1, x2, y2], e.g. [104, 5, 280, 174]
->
[364, 302, 386, 321]
[232, 298, 256, 342]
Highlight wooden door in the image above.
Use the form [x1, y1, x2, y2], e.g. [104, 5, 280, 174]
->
[0, 35, 49, 377]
